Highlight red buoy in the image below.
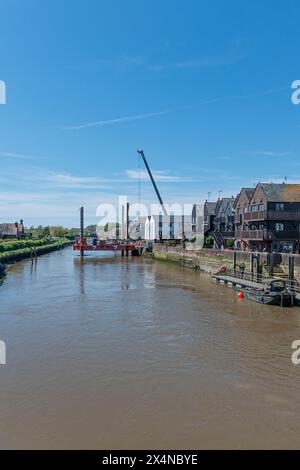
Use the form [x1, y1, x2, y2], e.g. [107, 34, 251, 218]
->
[238, 291, 245, 299]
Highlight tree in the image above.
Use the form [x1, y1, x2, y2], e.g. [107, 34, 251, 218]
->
[204, 235, 214, 248]
[49, 226, 66, 238]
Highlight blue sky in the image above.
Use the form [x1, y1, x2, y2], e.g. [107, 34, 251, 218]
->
[0, 0, 300, 226]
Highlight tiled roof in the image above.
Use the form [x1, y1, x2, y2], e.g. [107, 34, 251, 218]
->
[215, 197, 235, 216]
[259, 183, 300, 202]
[243, 188, 255, 199]
[0, 223, 22, 236]
[205, 202, 217, 215]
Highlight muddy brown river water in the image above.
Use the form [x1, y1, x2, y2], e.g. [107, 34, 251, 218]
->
[0, 247, 300, 449]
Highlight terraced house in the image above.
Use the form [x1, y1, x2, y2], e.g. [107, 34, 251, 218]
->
[234, 183, 300, 253]
[212, 197, 235, 248]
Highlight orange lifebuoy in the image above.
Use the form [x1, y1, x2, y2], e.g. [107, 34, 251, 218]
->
[219, 265, 227, 273]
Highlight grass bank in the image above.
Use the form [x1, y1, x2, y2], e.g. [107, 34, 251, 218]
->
[0, 238, 73, 265]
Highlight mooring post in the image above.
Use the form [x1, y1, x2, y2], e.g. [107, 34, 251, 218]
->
[80, 206, 84, 258]
[126, 202, 129, 256]
[288, 255, 295, 289]
[250, 252, 254, 281]
[233, 251, 237, 277]
[268, 253, 274, 278]
[116, 214, 120, 240]
[256, 253, 261, 282]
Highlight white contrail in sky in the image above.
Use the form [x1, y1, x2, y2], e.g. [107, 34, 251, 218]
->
[63, 110, 171, 130]
[0, 151, 35, 159]
[63, 85, 290, 130]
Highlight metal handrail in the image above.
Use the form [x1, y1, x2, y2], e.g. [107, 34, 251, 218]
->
[223, 268, 300, 294]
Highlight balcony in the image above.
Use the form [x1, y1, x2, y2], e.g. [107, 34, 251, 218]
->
[235, 229, 299, 241]
[236, 230, 264, 240]
[222, 231, 235, 238]
[243, 210, 300, 221]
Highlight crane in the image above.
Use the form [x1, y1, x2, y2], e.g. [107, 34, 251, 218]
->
[137, 149, 168, 216]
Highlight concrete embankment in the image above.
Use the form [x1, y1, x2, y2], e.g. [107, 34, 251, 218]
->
[152, 245, 232, 274]
[152, 245, 300, 282]
[0, 239, 73, 276]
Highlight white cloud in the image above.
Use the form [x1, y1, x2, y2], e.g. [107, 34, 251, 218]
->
[45, 172, 109, 188]
[247, 150, 291, 157]
[126, 169, 190, 182]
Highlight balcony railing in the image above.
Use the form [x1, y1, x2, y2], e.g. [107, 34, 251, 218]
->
[235, 230, 264, 240]
[222, 231, 235, 238]
[235, 229, 299, 240]
[238, 210, 300, 222]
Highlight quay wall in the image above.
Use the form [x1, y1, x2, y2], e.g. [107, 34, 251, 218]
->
[152, 245, 300, 280]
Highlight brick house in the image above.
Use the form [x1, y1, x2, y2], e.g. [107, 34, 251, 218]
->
[234, 183, 300, 253]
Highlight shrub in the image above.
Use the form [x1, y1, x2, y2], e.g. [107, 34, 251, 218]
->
[0, 238, 55, 253]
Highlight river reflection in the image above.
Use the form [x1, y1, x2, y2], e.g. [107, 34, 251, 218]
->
[0, 248, 300, 449]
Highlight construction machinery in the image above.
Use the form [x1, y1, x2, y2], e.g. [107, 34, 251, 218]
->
[137, 149, 168, 216]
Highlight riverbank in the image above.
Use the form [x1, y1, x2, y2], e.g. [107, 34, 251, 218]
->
[152, 245, 235, 274]
[152, 244, 300, 282]
[0, 238, 73, 274]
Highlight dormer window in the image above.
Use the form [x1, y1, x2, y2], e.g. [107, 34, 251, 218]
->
[251, 205, 257, 212]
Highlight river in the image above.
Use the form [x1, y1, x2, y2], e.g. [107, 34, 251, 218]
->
[0, 247, 300, 449]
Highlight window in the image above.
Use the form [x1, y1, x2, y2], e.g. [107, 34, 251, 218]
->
[276, 203, 284, 212]
[258, 203, 265, 211]
[251, 205, 257, 212]
[243, 206, 248, 214]
[275, 223, 284, 232]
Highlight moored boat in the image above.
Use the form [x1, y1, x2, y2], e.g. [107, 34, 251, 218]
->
[243, 279, 296, 307]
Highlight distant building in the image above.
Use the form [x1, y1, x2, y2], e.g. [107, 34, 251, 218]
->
[203, 201, 217, 234]
[144, 215, 193, 241]
[234, 183, 300, 253]
[191, 203, 204, 234]
[0, 220, 24, 239]
[129, 216, 147, 240]
[213, 197, 236, 233]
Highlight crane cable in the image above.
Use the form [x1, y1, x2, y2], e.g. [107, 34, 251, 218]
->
[138, 151, 141, 209]
[137, 153, 141, 234]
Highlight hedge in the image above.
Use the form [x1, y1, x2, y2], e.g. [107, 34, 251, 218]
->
[0, 239, 72, 263]
[0, 238, 52, 253]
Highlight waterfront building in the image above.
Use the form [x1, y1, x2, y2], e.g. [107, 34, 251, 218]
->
[233, 188, 256, 251]
[192, 204, 205, 234]
[144, 215, 193, 241]
[233, 183, 300, 253]
[203, 201, 217, 234]
[211, 197, 236, 248]
[213, 197, 236, 233]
